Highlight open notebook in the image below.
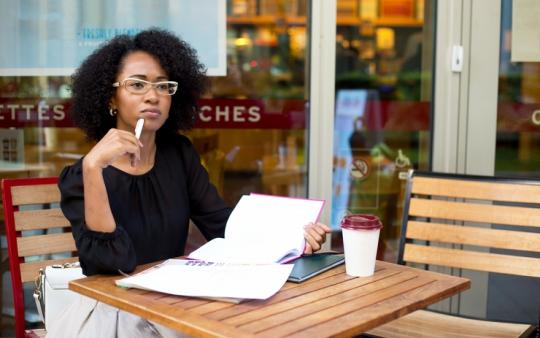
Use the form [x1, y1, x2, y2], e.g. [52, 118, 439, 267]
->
[188, 194, 325, 264]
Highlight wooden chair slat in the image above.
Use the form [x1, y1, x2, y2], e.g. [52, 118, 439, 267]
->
[17, 232, 76, 257]
[11, 184, 61, 206]
[403, 244, 540, 277]
[14, 208, 71, 231]
[20, 257, 79, 283]
[412, 176, 540, 203]
[368, 309, 532, 338]
[409, 198, 540, 228]
[406, 221, 540, 252]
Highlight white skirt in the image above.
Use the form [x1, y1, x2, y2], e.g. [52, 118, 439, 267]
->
[45, 294, 190, 338]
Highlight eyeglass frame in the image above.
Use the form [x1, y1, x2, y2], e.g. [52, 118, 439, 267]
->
[112, 77, 179, 95]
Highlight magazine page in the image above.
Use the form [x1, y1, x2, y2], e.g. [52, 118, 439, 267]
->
[116, 259, 293, 300]
[188, 194, 324, 264]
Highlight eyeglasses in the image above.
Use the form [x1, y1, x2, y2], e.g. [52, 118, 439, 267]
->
[112, 78, 178, 95]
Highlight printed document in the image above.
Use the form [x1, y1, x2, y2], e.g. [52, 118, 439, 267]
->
[116, 259, 293, 301]
[188, 194, 325, 264]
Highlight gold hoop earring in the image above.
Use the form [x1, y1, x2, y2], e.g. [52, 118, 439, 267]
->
[109, 108, 118, 116]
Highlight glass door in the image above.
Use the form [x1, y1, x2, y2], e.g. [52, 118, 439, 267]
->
[0, 0, 313, 333]
[331, 0, 435, 262]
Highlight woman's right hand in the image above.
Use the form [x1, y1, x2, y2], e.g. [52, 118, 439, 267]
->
[83, 128, 143, 169]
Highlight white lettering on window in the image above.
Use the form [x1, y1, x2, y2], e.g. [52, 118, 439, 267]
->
[215, 106, 229, 122]
[38, 104, 50, 120]
[248, 106, 261, 122]
[199, 106, 212, 122]
[53, 105, 65, 120]
[532, 110, 540, 125]
[22, 105, 33, 120]
[233, 106, 246, 122]
[7, 104, 18, 120]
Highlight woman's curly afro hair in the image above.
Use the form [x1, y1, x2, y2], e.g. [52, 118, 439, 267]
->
[70, 28, 208, 141]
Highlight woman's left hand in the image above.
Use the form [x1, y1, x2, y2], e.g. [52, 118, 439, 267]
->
[303, 222, 332, 254]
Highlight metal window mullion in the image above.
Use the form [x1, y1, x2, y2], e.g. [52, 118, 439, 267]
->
[308, 0, 336, 231]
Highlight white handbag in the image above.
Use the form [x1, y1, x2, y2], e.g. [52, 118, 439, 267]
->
[34, 262, 85, 329]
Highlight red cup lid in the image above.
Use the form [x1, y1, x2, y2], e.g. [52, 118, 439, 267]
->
[340, 214, 383, 230]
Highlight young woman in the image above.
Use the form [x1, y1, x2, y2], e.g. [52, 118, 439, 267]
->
[49, 29, 330, 337]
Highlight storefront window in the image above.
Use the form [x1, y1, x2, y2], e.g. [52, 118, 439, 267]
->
[0, 0, 311, 332]
[0, 76, 91, 176]
[331, 0, 434, 261]
[0, 1, 311, 203]
[187, 1, 310, 207]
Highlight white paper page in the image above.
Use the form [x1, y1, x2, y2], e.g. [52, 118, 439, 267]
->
[188, 195, 324, 264]
[116, 259, 293, 300]
[188, 238, 299, 264]
[225, 194, 324, 249]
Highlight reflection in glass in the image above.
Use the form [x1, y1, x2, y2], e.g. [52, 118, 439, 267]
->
[496, 0, 540, 177]
[331, 0, 434, 262]
[188, 2, 310, 207]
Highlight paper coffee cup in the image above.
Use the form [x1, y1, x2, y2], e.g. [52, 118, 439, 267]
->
[340, 214, 383, 277]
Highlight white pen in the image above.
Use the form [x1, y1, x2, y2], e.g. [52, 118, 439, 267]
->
[135, 118, 145, 139]
[130, 118, 144, 167]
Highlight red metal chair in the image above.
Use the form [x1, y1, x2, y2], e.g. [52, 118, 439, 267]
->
[2, 177, 78, 338]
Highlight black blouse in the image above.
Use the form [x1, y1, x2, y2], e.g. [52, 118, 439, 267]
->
[59, 135, 232, 276]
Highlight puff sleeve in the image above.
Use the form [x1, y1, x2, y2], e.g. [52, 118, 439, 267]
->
[59, 162, 137, 275]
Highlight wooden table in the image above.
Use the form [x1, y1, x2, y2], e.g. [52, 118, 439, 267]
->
[69, 260, 470, 338]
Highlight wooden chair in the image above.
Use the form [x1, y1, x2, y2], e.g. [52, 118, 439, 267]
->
[2, 177, 78, 338]
[367, 170, 540, 338]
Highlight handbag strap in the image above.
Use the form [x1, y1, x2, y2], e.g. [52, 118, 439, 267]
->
[33, 262, 81, 324]
[33, 268, 45, 324]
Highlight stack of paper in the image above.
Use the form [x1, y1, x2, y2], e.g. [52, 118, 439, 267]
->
[116, 259, 293, 302]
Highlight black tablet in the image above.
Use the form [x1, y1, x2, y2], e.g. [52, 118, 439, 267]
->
[288, 253, 345, 283]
